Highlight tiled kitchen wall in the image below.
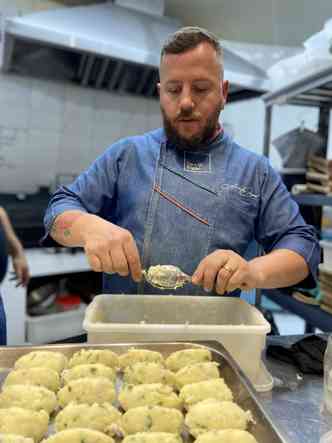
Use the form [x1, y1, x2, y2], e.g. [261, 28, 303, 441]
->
[0, 0, 162, 194]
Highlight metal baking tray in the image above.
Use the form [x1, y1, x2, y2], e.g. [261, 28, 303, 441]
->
[0, 341, 287, 443]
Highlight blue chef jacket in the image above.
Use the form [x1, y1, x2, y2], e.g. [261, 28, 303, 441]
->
[44, 129, 320, 296]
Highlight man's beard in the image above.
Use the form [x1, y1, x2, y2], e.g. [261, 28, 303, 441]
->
[161, 103, 222, 151]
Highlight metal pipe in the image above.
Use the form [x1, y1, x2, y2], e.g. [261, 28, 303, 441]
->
[81, 56, 95, 86]
[96, 59, 110, 88]
[263, 105, 273, 158]
[108, 61, 123, 90]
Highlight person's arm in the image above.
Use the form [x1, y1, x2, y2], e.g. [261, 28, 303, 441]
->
[253, 158, 320, 289]
[0, 207, 30, 286]
[248, 248, 309, 288]
[50, 210, 142, 282]
[192, 248, 309, 294]
[44, 143, 142, 282]
[192, 158, 319, 294]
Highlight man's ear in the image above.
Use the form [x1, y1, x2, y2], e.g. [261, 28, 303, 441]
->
[157, 82, 161, 95]
[222, 80, 229, 104]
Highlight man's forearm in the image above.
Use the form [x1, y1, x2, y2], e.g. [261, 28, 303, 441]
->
[50, 211, 93, 246]
[249, 249, 309, 288]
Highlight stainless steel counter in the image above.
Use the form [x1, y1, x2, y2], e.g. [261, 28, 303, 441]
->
[259, 335, 332, 443]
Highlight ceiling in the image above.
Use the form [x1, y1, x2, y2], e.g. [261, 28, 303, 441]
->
[165, 0, 332, 47]
[46, 0, 332, 47]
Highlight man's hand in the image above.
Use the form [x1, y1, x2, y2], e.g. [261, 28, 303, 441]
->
[51, 212, 142, 283]
[80, 218, 142, 282]
[11, 253, 30, 287]
[192, 249, 263, 295]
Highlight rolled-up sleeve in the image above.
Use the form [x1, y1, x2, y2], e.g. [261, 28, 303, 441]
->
[42, 145, 119, 246]
[255, 159, 320, 288]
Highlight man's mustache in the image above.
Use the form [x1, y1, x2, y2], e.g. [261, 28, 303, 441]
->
[176, 112, 201, 121]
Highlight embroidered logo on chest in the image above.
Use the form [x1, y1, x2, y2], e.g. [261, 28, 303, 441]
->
[184, 152, 211, 173]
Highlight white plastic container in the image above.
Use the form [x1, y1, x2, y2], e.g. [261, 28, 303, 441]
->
[26, 304, 86, 344]
[320, 240, 332, 267]
[83, 295, 272, 391]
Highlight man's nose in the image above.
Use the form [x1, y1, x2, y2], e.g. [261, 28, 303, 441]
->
[179, 91, 194, 112]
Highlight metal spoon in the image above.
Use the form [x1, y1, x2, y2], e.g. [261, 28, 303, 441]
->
[142, 265, 192, 290]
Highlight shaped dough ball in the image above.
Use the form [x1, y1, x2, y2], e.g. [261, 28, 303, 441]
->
[185, 399, 252, 437]
[179, 379, 233, 409]
[0, 434, 34, 443]
[14, 351, 67, 374]
[57, 377, 115, 408]
[122, 432, 182, 443]
[62, 364, 116, 385]
[55, 402, 122, 437]
[68, 350, 119, 370]
[166, 349, 212, 372]
[175, 363, 219, 390]
[0, 407, 49, 442]
[41, 428, 114, 443]
[4, 367, 60, 393]
[122, 406, 183, 434]
[119, 350, 164, 370]
[119, 384, 181, 411]
[0, 384, 57, 414]
[194, 430, 258, 443]
[124, 363, 176, 387]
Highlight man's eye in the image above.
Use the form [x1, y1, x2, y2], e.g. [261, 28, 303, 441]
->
[167, 88, 180, 94]
[194, 86, 208, 93]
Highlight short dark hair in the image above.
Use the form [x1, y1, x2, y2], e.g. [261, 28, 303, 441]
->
[161, 26, 223, 67]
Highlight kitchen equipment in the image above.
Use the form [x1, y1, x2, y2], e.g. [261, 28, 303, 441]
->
[83, 295, 273, 391]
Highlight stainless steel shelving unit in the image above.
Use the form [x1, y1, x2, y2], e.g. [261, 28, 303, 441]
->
[260, 65, 332, 331]
[263, 64, 332, 165]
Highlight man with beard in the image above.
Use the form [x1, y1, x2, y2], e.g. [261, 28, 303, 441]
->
[43, 27, 319, 296]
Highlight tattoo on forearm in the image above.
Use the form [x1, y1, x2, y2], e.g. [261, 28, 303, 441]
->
[51, 214, 83, 240]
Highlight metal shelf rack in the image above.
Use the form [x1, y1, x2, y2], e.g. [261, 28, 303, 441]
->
[259, 64, 332, 331]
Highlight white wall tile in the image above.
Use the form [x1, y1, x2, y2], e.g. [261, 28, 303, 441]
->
[57, 132, 91, 175]
[121, 95, 149, 136]
[92, 92, 131, 143]
[0, 127, 39, 193]
[0, 74, 32, 129]
[0, 99, 30, 130]
[63, 84, 95, 140]
[0, 73, 32, 101]
[29, 79, 65, 132]
[146, 100, 162, 131]
[23, 129, 60, 187]
[0, 126, 26, 167]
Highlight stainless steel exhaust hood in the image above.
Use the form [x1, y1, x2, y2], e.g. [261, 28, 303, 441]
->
[1, 1, 278, 101]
